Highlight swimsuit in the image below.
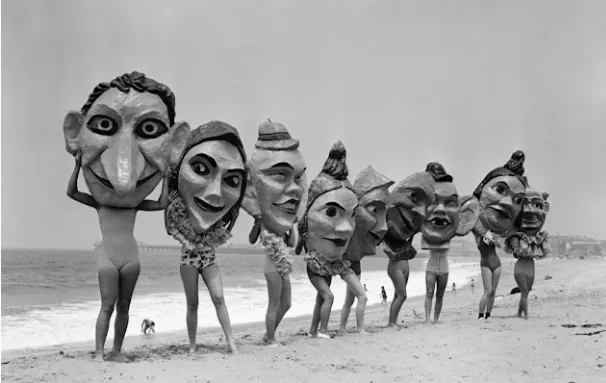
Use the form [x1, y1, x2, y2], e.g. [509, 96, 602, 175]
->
[383, 237, 417, 262]
[478, 240, 501, 271]
[304, 252, 354, 281]
[514, 257, 535, 277]
[426, 251, 449, 275]
[259, 229, 293, 278]
[180, 245, 216, 270]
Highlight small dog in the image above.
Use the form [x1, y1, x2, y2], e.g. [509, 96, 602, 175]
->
[141, 318, 156, 335]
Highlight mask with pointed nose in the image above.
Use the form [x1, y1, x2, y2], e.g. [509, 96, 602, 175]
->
[63, 73, 189, 208]
[478, 175, 526, 234]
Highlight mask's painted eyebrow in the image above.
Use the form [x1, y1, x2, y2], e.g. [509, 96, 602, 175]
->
[325, 202, 346, 211]
[189, 154, 217, 168]
[270, 162, 294, 170]
[226, 168, 246, 177]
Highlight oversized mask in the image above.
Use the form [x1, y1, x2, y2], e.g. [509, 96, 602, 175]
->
[421, 162, 479, 249]
[472, 150, 527, 236]
[244, 119, 308, 238]
[519, 186, 550, 236]
[346, 166, 394, 257]
[383, 171, 436, 249]
[296, 141, 358, 260]
[170, 121, 247, 233]
[63, 71, 190, 208]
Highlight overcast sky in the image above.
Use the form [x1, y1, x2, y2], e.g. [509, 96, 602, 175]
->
[2, 0, 605, 250]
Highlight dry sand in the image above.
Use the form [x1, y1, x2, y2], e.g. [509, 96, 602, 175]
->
[2, 257, 605, 383]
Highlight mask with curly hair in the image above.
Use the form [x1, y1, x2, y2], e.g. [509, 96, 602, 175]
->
[295, 141, 357, 261]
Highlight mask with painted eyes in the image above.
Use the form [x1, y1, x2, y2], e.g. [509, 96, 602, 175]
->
[63, 71, 190, 208]
[519, 188, 550, 235]
[178, 140, 246, 232]
[346, 166, 394, 258]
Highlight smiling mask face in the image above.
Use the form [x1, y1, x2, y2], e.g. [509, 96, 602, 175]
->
[306, 187, 358, 259]
[63, 87, 189, 208]
[478, 175, 525, 234]
[178, 140, 246, 232]
[520, 188, 550, 236]
[422, 182, 460, 244]
[250, 149, 307, 235]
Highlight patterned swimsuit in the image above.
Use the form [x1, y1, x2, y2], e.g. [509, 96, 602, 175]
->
[259, 228, 294, 278]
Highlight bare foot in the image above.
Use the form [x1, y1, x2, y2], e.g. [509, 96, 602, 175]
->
[92, 353, 105, 362]
[356, 330, 369, 335]
[337, 328, 347, 335]
[316, 332, 334, 339]
[110, 352, 129, 363]
[228, 342, 239, 355]
[188, 345, 197, 354]
[424, 320, 432, 325]
[307, 332, 317, 338]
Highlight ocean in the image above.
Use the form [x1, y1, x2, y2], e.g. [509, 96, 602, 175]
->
[1, 247, 480, 351]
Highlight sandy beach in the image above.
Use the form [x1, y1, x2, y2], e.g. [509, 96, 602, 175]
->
[2, 257, 605, 383]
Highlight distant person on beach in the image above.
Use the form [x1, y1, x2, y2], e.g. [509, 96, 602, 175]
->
[452, 283, 456, 296]
[339, 166, 393, 335]
[64, 72, 189, 362]
[164, 122, 247, 354]
[503, 183, 550, 319]
[420, 163, 479, 324]
[383, 172, 436, 327]
[471, 151, 526, 320]
[364, 284, 367, 292]
[381, 286, 388, 306]
[141, 319, 155, 335]
[470, 279, 475, 294]
[295, 142, 358, 339]
[240, 119, 307, 346]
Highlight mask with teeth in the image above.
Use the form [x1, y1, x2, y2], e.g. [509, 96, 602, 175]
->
[519, 186, 550, 236]
[243, 119, 308, 240]
[421, 162, 479, 249]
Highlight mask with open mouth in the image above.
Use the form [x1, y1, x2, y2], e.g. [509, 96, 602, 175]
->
[63, 71, 190, 208]
[166, 121, 247, 236]
[345, 166, 394, 259]
[383, 171, 435, 254]
[295, 141, 357, 261]
[519, 187, 550, 236]
[421, 162, 479, 249]
[243, 119, 308, 241]
[473, 150, 527, 236]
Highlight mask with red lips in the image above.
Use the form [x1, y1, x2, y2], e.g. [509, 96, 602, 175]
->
[345, 166, 394, 259]
[245, 119, 308, 238]
[63, 71, 190, 208]
[295, 141, 357, 261]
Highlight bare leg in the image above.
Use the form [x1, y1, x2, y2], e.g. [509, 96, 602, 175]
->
[342, 273, 368, 333]
[202, 264, 238, 354]
[514, 272, 528, 318]
[387, 260, 409, 326]
[264, 271, 283, 345]
[309, 275, 334, 336]
[478, 267, 493, 317]
[274, 277, 292, 332]
[180, 265, 200, 353]
[112, 262, 141, 361]
[424, 272, 437, 324]
[309, 293, 322, 336]
[526, 269, 535, 318]
[95, 265, 119, 361]
[433, 273, 449, 323]
[339, 278, 357, 333]
[486, 267, 501, 315]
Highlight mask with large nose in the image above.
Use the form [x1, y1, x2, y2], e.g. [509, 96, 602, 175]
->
[345, 166, 394, 258]
[62, 72, 189, 208]
[296, 141, 358, 261]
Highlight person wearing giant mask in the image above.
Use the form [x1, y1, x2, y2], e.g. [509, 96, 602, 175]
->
[382, 171, 435, 327]
[472, 150, 526, 320]
[240, 119, 308, 346]
[295, 141, 358, 339]
[421, 163, 479, 324]
[503, 180, 550, 319]
[338, 166, 394, 335]
[63, 71, 189, 361]
[164, 121, 247, 354]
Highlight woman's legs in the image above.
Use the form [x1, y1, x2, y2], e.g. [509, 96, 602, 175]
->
[309, 275, 334, 336]
[339, 277, 357, 333]
[424, 271, 437, 323]
[95, 265, 119, 361]
[180, 265, 200, 353]
[341, 273, 368, 333]
[274, 277, 292, 333]
[514, 271, 529, 318]
[387, 260, 409, 326]
[433, 273, 449, 323]
[202, 264, 238, 354]
[112, 262, 141, 359]
[485, 267, 502, 316]
[264, 271, 291, 344]
[478, 267, 493, 318]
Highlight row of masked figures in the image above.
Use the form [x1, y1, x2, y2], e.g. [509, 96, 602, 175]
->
[64, 71, 550, 358]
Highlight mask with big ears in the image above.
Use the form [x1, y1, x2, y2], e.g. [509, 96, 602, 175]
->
[63, 71, 190, 208]
[241, 119, 308, 244]
[472, 150, 527, 237]
[345, 166, 394, 259]
[295, 141, 358, 261]
[421, 162, 479, 249]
